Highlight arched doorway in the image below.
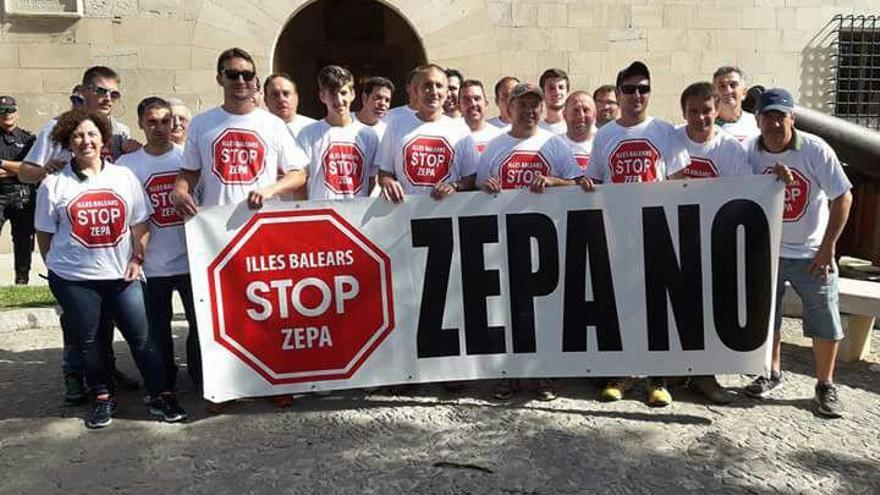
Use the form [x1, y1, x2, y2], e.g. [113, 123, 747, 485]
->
[273, 0, 427, 119]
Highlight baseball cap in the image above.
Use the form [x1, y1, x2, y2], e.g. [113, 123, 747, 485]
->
[757, 88, 795, 114]
[509, 82, 543, 101]
[0, 96, 17, 112]
[616, 61, 651, 87]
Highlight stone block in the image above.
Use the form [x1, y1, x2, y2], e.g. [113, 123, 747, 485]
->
[742, 7, 776, 29]
[579, 29, 609, 52]
[569, 4, 631, 29]
[19, 44, 91, 69]
[139, 45, 192, 70]
[662, 5, 695, 28]
[41, 69, 84, 93]
[696, 6, 743, 30]
[648, 29, 688, 53]
[0, 69, 45, 93]
[537, 4, 568, 27]
[0, 45, 19, 68]
[608, 28, 647, 50]
[112, 19, 195, 45]
[191, 47, 219, 71]
[569, 51, 605, 76]
[75, 18, 115, 45]
[512, 1, 537, 27]
[139, 0, 181, 15]
[91, 46, 140, 70]
[173, 70, 220, 95]
[632, 5, 663, 29]
[488, 1, 513, 27]
[117, 69, 176, 100]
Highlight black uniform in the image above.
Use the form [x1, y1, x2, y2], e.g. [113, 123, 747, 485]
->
[0, 125, 36, 284]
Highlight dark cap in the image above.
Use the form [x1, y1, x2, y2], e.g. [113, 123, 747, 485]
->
[0, 96, 17, 112]
[509, 82, 543, 101]
[616, 61, 650, 87]
[757, 88, 795, 114]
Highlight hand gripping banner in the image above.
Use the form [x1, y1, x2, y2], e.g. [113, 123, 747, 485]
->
[186, 176, 784, 402]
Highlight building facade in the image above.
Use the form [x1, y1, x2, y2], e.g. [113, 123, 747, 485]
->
[0, 0, 876, 134]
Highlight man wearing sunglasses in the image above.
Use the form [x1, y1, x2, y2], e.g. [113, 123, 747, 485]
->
[593, 85, 620, 128]
[19, 66, 138, 184]
[0, 96, 36, 285]
[587, 61, 689, 408]
[171, 47, 307, 215]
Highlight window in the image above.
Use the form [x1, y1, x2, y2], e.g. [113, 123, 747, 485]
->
[833, 15, 880, 130]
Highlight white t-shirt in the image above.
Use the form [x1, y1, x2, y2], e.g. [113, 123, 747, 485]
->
[539, 119, 567, 135]
[486, 116, 510, 129]
[748, 131, 852, 259]
[181, 107, 306, 207]
[674, 125, 750, 179]
[588, 117, 689, 183]
[297, 119, 379, 200]
[286, 114, 316, 139]
[558, 133, 594, 173]
[116, 146, 189, 277]
[353, 114, 388, 143]
[717, 111, 760, 143]
[24, 117, 131, 166]
[376, 111, 478, 195]
[477, 129, 583, 189]
[384, 105, 415, 121]
[35, 162, 151, 281]
[471, 124, 505, 154]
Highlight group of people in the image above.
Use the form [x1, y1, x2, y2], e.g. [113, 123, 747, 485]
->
[0, 45, 852, 428]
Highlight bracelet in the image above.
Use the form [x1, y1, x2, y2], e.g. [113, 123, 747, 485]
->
[131, 252, 145, 264]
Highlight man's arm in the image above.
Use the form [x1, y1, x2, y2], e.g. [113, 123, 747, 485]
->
[17, 161, 47, 184]
[170, 169, 200, 216]
[810, 191, 853, 278]
[248, 170, 307, 209]
[36, 231, 52, 261]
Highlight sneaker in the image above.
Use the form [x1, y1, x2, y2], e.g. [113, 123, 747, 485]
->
[111, 368, 141, 391]
[149, 394, 188, 423]
[85, 398, 116, 429]
[814, 383, 843, 418]
[647, 378, 672, 407]
[14, 273, 28, 285]
[493, 380, 515, 401]
[689, 375, 737, 404]
[535, 380, 557, 402]
[63, 373, 87, 405]
[744, 373, 783, 398]
[600, 377, 634, 402]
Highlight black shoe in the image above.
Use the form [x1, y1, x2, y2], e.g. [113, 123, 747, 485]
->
[111, 368, 141, 391]
[14, 273, 28, 285]
[744, 372, 783, 398]
[814, 383, 843, 418]
[63, 373, 87, 405]
[149, 394, 188, 423]
[85, 398, 116, 429]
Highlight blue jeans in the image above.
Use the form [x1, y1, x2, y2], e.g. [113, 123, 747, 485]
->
[60, 309, 116, 376]
[774, 257, 844, 341]
[48, 271, 170, 397]
[144, 274, 202, 389]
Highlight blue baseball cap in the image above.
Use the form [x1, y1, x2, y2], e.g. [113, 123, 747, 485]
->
[757, 88, 795, 114]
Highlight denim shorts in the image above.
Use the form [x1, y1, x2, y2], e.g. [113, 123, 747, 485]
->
[775, 257, 844, 341]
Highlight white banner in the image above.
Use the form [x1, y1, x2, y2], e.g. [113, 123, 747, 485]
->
[186, 176, 784, 402]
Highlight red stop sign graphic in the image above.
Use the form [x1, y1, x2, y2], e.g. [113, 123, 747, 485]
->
[403, 135, 453, 187]
[212, 128, 267, 185]
[609, 139, 660, 183]
[500, 151, 550, 189]
[66, 189, 128, 248]
[574, 153, 591, 172]
[144, 172, 183, 227]
[765, 166, 810, 222]
[322, 142, 365, 194]
[207, 209, 394, 384]
[682, 157, 719, 179]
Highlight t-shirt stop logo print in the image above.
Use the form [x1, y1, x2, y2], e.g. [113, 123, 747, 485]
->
[67, 189, 128, 248]
[212, 128, 267, 185]
[683, 157, 719, 179]
[322, 142, 365, 194]
[764, 166, 810, 222]
[403, 136, 453, 187]
[500, 151, 550, 189]
[144, 172, 183, 227]
[609, 139, 660, 183]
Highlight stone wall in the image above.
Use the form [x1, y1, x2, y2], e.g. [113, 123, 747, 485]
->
[0, 0, 876, 134]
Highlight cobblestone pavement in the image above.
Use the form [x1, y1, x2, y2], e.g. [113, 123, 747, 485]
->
[0, 318, 878, 494]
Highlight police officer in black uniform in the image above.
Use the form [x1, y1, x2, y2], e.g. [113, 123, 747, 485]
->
[0, 96, 36, 285]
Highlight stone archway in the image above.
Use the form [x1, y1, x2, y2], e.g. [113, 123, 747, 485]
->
[273, 0, 428, 119]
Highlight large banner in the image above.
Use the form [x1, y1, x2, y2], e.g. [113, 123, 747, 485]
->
[186, 176, 784, 402]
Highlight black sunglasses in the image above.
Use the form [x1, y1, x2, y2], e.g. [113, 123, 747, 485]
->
[620, 84, 651, 95]
[90, 85, 122, 100]
[223, 69, 257, 82]
[0, 108, 16, 114]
